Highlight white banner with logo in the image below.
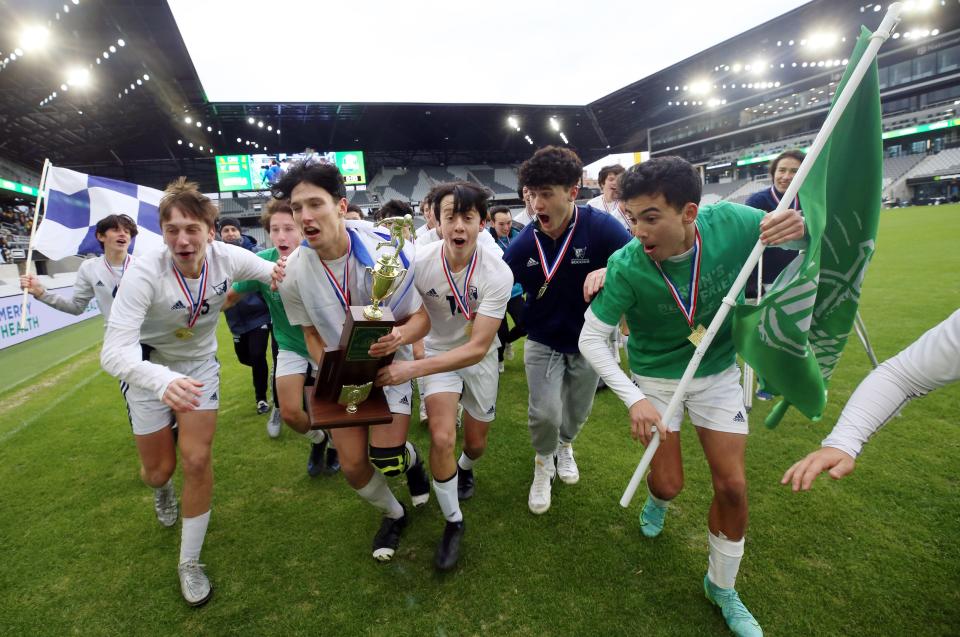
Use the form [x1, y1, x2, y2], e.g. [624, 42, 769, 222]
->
[0, 285, 101, 350]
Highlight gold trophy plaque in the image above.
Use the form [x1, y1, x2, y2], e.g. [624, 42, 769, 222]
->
[305, 215, 414, 428]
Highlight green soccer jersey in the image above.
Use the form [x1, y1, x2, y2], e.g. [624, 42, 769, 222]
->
[232, 247, 310, 359]
[591, 202, 765, 379]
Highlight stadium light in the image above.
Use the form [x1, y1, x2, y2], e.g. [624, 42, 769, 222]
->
[143, 73, 150, 80]
[177, 139, 183, 145]
[689, 80, 709, 95]
[247, 116, 255, 124]
[751, 59, 765, 74]
[549, 117, 560, 131]
[20, 26, 50, 52]
[807, 32, 838, 50]
[236, 137, 241, 142]
[731, 63, 742, 73]
[524, 135, 534, 145]
[258, 121, 264, 128]
[559, 132, 569, 144]
[507, 116, 520, 130]
[184, 116, 192, 123]
[117, 38, 126, 47]
[66, 68, 89, 87]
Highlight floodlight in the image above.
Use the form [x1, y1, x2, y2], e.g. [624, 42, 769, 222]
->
[20, 26, 50, 52]
[143, 74, 150, 80]
[507, 115, 519, 129]
[109, 45, 117, 53]
[549, 117, 560, 131]
[117, 39, 126, 46]
[136, 79, 142, 85]
[60, 83, 69, 91]
[103, 51, 109, 59]
[236, 137, 241, 142]
[196, 121, 202, 127]
[188, 142, 194, 148]
[207, 126, 212, 131]
[751, 59, 765, 74]
[177, 139, 183, 145]
[689, 80, 709, 95]
[247, 116, 255, 124]
[267, 125, 272, 131]
[185, 116, 192, 123]
[258, 121, 264, 127]
[559, 132, 569, 144]
[732, 63, 742, 73]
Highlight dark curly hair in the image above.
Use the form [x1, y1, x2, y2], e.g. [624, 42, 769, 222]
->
[431, 181, 492, 222]
[518, 146, 583, 189]
[270, 159, 345, 202]
[618, 156, 701, 211]
[376, 198, 414, 222]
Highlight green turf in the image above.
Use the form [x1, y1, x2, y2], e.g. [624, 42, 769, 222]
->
[1, 206, 958, 636]
[0, 316, 104, 391]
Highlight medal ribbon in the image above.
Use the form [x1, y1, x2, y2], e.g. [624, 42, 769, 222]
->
[320, 232, 352, 310]
[533, 207, 578, 289]
[652, 226, 702, 330]
[441, 246, 479, 321]
[604, 199, 630, 225]
[172, 259, 208, 329]
[105, 254, 131, 281]
[770, 186, 800, 212]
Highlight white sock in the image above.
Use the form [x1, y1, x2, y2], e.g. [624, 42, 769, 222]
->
[648, 490, 671, 509]
[356, 471, 404, 519]
[305, 429, 326, 445]
[432, 474, 463, 522]
[457, 451, 475, 471]
[707, 531, 745, 590]
[179, 510, 211, 564]
[405, 441, 418, 467]
[536, 453, 556, 476]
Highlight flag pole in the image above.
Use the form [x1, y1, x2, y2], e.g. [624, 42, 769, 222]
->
[853, 311, 880, 368]
[19, 158, 52, 331]
[620, 3, 903, 508]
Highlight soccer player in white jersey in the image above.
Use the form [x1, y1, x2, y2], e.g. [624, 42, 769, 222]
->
[274, 160, 431, 563]
[586, 163, 630, 231]
[20, 214, 138, 323]
[375, 181, 512, 571]
[782, 308, 960, 491]
[100, 178, 279, 607]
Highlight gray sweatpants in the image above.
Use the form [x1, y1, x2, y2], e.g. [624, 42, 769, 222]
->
[524, 339, 600, 457]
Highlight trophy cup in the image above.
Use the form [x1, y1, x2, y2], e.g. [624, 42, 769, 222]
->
[305, 215, 415, 428]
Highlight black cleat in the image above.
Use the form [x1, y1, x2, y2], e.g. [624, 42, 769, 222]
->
[322, 446, 340, 476]
[307, 440, 327, 477]
[457, 468, 475, 501]
[407, 454, 431, 507]
[372, 504, 408, 562]
[434, 519, 465, 572]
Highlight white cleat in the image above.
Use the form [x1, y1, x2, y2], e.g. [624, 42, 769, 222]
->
[178, 560, 213, 607]
[556, 443, 580, 485]
[266, 407, 282, 439]
[528, 457, 555, 515]
[154, 480, 179, 528]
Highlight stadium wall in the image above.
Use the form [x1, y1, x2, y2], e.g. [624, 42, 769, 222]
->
[0, 283, 100, 350]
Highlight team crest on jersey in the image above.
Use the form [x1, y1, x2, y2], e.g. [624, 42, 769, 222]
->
[95, 280, 105, 287]
[212, 279, 228, 295]
[526, 258, 539, 267]
[426, 288, 440, 298]
[570, 246, 589, 265]
[170, 300, 186, 311]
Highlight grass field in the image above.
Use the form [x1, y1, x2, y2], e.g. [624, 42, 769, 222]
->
[1, 206, 958, 636]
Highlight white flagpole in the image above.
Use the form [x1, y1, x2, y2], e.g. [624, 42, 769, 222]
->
[853, 311, 880, 368]
[620, 3, 903, 508]
[19, 158, 52, 331]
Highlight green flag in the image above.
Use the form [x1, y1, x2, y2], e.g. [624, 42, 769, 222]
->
[732, 26, 883, 426]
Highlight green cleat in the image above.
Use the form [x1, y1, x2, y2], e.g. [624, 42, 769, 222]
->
[704, 575, 763, 637]
[638, 495, 667, 538]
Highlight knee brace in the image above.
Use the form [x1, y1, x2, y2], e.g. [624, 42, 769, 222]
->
[369, 444, 410, 477]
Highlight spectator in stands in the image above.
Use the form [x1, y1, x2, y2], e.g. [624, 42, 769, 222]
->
[487, 205, 526, 371]
[587, 164, 630, 230]
[744, 149, 805, 401]
[344, 203, 364, 221]
[219, 217, 275, 417]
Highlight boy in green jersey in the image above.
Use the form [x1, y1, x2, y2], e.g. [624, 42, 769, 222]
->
[579, 156, 805, 637]
[227, 199, 337, 476]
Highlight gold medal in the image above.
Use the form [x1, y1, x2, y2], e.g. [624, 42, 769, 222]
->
[536, 282, 549, 300]
[464, 320, 473, 338]
[687, 324, 707, 347]
[175, 327, 194, 340]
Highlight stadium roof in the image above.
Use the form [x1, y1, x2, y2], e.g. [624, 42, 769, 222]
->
[0, 0, 956, 189]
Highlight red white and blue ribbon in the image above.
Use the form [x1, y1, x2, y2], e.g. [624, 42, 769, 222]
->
[105, 254, 131, 281]
[533, 207, 578, 289]
[320, 232, 352, 310]
[442, 246, 478, 320]
[172, 259, 208, 329]
[770, 186, 800, 212]
[652, 225, 702, 330]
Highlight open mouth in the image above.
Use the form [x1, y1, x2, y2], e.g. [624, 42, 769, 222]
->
[643, 244, 656, 256]
[303, 226, 320, 238]
[452, 237, 466, 247]
[537, 214, 550, 225]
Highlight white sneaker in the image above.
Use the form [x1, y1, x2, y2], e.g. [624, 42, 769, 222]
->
[178, 560, 212, 606]
[505, 342, 514, 360]
[256, 400, 270, 415]
[154, 480, 179, 528]
[498, 361, 505, 373]
[266, 407, 282, 438]
[556, 443, 580, 484]
[528, 456, 555, 515]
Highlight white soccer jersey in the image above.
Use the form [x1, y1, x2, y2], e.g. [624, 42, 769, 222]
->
[514, 208, 536, 227]
[280, 221, 422, 348]
[414, 240, 512, 353]
[101, 241, 275, 398]
[38, 254, 132, 322]
[822, 309, 960, 458]
[586, 195, 631, 231]
[413, 226, 502, 253]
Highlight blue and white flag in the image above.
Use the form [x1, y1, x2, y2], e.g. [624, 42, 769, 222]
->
[34, 166, 165, 260]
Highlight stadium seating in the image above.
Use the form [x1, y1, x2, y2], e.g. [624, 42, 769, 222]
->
[902, 147, 960, 180]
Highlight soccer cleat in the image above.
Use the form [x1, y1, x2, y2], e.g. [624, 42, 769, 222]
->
[754, 389, 774, 401]
[256, 400, 270, 415]
[556, 443, 580, 484]
[307, 440, 327, 477]
[434, 519, 465, 571]
[406, 455, 431, 507]
[457, 467, 475, 501]
[505, 342, 514, 360]
[528, 457, 555, 515]
[266, 408, 282, 439]
[639, 495, 668, 538]
[372, 504, 408, 562]
[322, 446, 340, 476]
[177, 560, 213, 607]
[498, 361, 505, 374]
[704, 575, 764, 637]
[153, 480, 179, 528]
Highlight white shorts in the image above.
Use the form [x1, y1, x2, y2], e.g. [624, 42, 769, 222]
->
[631, 365, 748, 435]
[422, 347, 499, 422]
[123, 355, 220, 436]
[384, 344, 414, 415]
[276, 349, 311, 378]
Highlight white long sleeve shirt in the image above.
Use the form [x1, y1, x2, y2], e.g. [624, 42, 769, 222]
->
[38, 255, 130, 322]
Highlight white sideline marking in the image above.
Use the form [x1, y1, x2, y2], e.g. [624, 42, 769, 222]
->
[0, 371, 104, 444]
